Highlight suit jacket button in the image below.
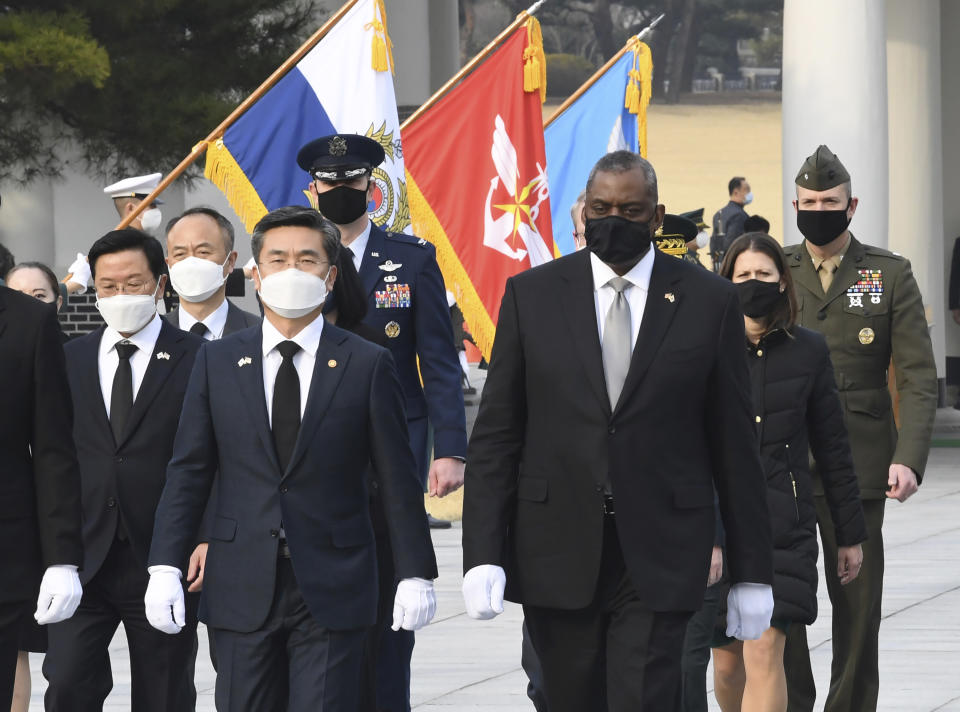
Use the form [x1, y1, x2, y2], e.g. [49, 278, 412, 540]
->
[280, 485, 288, 493]
[269, 529, 279, 537]
[107, 497, 116, 508]
[115, 457, 124, 464]
[608, 426, 616, 434]
[817, 311, 827, 321]
[595, 485, 602, 492]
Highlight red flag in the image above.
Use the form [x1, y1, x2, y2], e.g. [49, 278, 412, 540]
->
[403, 18, 554, 359]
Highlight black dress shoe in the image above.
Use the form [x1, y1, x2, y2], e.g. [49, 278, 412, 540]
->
[427, 513, 452, 529]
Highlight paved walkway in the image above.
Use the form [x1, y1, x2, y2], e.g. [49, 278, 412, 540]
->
[26, 415, 959, 710]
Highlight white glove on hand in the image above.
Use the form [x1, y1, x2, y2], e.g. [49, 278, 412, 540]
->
[462, 564, 506, 620]
[144, 567, 186, 635]
[391, 578, 436, 631]
[34, 565, 82, 625]
[66, 253, 91, 292]
[726, 582, 774, 640]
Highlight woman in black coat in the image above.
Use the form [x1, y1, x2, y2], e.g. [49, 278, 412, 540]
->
[711, 233, 867, 712]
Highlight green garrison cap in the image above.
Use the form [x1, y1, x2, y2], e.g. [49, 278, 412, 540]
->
[795, 145, 850, 190]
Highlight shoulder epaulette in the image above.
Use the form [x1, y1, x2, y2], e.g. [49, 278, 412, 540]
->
[384, 231, 428, 248]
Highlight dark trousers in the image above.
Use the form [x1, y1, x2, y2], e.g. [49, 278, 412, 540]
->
[213, 558, 365, 712]
[523, 517, 692, 712]
[521, 620, 549, 712]
[680, 581, 723, 712]
[43, 538, 198, 712]
[0, 600, 28, 709]
[784, 497, 885, 712]
[359, 493, 414, 712]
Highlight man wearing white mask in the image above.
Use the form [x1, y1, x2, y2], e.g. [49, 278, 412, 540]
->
[43, 229, 204, 711]
[164, 207, 259, 340]
[710, 176, 752, 271]
[145, 206, 438, 711]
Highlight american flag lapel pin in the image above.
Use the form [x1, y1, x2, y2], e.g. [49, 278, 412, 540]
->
[665, 292, 675, 303]
[237, 356, 252, 367]
[156, 351, 170, 360]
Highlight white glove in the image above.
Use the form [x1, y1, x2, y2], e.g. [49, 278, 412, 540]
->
[66, 253, 91, 292]
[144, 566, 186, 634]
[391, 578, 436, 631]
[462, 564, 506, 620]
[34, 565, 83, 625]
[726, 582, 774, 640]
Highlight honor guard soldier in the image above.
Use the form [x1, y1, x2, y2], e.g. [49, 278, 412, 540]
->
[781, 145, 938, 712]
[657, 211, 708, 268]
[297, 134, 467, 712]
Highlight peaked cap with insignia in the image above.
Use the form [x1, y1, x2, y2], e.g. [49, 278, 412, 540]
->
[795, 144, 850, 191]
[656, 213, 699, 257]
[678, 208, 707, 230]
[103, 172, 164, 203]
[297, 133, 385, 181]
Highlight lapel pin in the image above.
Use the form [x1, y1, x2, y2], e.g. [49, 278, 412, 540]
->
[327, 359, 337, 368]
[237, 356, 252, 367]
[370, 251, 379, 257]
[156, 351, 170, 360]
[664, 292, 675, 303]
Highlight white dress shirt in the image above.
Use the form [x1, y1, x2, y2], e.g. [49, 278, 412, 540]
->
[261, 314, 325, 426]
[98, 314, 163, 417]
[344, 220, 373, 272]
[590, 247, 655, 352]
[177, 298, 229, 340]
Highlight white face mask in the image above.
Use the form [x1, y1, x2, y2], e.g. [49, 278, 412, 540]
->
[696, 230, 710, 249]
[96, 282, 160, 334]
[257, 267, 329, 319]
[140, 208, 162, 232]
[169, 255, 229, 303]
[744, 191, 754, 206]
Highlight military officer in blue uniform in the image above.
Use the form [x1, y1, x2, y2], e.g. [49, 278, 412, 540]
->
[297, 133, 467, 712]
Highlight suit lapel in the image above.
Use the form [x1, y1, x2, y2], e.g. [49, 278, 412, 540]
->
[358, 227, 387, 297]
[231, 327, 282, 474]
[224, 302, 243, 336]
[76, 327, 113, 442]
[284, 325, 350, 477]
[559, 251, 611, 417]
[613, 251, 682, 416]
[119, 321, 188, 447]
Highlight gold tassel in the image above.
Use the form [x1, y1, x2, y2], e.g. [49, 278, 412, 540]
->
[623, 41, 653, 157]
[365, 0, 395, 74]
[522, 17, 547, 103]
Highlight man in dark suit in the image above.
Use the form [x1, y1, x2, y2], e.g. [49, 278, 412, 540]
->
[0, 287, 84, 708]
[42, 229, 203, 711]
[710, 176, 752, 271]
[462, 151, 775, 711]
[164, 207, 260, 339]
[297, 133, 467, 710]
[145, 206, 438, 711]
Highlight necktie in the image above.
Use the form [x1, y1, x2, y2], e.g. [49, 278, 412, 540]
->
[818, 259, 838, 293]
[110, 341, 138, 444]
[343, 245, 355, 260]
[601, 277, 632, 409]
[272, 341, 302, 471]
[189, 321, 208, 338]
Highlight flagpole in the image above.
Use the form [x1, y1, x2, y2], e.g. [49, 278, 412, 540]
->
[400, 0, 549, 130]
[116, 0, 360, 229]
[542, 13, 664, 129]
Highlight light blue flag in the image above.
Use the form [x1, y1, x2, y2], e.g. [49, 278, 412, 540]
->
[544, 52, 639, 256]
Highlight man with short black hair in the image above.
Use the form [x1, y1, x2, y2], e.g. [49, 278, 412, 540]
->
[145, 206, 438, 711]
[43, 228, 203, 712]
[463, 150, 774, 710]
[711, 176, 752, 270]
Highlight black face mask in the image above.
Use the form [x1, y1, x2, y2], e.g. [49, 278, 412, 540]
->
[796, 205, 851, 246]
[735, 279, 785, 319]
[584, 215, 653, 266]
[315, 185, 369, 224]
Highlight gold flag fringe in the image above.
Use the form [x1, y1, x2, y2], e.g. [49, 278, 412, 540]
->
[203, 139, 269, 234]
[406, 170, 496, 361]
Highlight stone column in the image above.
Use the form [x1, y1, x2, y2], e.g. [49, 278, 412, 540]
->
[781, 0, 888, 246]
[940, 0, 960, 365]
[886, 0, 945, 376]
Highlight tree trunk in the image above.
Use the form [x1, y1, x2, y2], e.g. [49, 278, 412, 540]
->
[591, 0, 616, 61]
[666, 0, 696, 103]
[651, 0, 678, 100]
[680, 6, 700, 96]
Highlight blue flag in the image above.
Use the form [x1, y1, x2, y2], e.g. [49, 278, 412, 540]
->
[544, 53, 639, 256]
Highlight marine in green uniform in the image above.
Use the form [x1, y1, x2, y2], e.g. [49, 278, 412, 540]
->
[781, 145, 938, 712]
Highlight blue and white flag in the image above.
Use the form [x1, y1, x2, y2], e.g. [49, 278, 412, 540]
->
[544, 52, 641, 256]
[205, 0, 410, 233]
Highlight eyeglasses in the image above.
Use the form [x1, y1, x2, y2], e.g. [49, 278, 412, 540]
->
[262, 258, 329, 270]
[95, 280, 154, 297]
